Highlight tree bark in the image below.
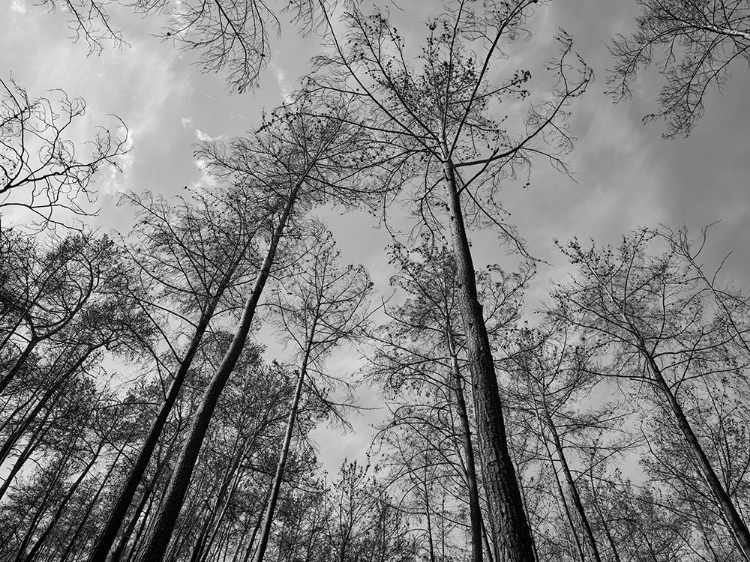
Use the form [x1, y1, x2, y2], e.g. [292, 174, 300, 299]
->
[544, 410, 602, 562]
[543, 437, 585, 562]
[443, 154, 535, 562]
[448, 343, 483, 562]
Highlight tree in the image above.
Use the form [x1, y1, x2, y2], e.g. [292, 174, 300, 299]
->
[309, 3, 591, 559]
[135, 94, 369, 562]
[253, 223, 373, 562]
[369, 243, 530, 562]
[551, 228, 750, 559]
[0, 78, 127, 229]
[88, 186, 260, 562]
[506, 325, 629, 562]
[608, 0, 750, 138]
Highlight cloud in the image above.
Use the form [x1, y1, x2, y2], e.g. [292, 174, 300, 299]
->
[180, 116, 192, 128]
[10, 0, 26, 15]
[269, 59, 292, 102]
[194, 128, 214, 142]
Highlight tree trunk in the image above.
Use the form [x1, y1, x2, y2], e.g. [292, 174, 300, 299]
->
[645, 349, 750, 560]
[59, 442, 128, 562]
[423, 468, 436, 562]
[136, 181, 302, 562]
[12, 445, 75, 562]
[88, 288, 229, 562]
[23, 441, 104, 562]
[443, 154, 535, 562]
[587, 467, 622, 562]
[252, 363, 307, 562]
[110, 483, 154, 562]
[544, 410, 602, 562]
[543, 437, 585, 562]
[448, 344, 483, 562]
[0, 403, 55, 501]
[0, 337, 39, 394]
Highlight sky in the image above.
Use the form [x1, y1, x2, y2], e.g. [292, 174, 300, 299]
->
[2, 0, 749, 471]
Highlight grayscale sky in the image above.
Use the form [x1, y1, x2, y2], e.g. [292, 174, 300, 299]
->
[3, 0, 749, 470]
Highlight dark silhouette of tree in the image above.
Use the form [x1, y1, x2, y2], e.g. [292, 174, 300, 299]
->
[253, 223, 373, 562]
[87, 187, 260, 562]
[135, 93, 370, 562]
[609, 0, 750, 138]
[369, 242, 530, 562]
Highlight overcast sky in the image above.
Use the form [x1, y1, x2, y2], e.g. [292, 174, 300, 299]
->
[3, 0, 749, 468]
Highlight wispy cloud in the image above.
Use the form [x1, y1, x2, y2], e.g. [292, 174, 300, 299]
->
[269, 59, 292, 103]
[10, 0, 26, 15]
[194, 128, 214, 142]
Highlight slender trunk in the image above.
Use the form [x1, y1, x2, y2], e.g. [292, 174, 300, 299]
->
[23, 442, 104, 562]
[0, 337, 39, 394]
[88, 289, 229, 562]
[423, 466, 436, 562]
[59, 442, 128, 562]
[253, 362, 309, 562]
[544, 411, 603, 562]
[13, 446, 75, 562]
[0, 405, 55, 500]
[0, 360, 82, 465]
[110, 484, 154, 562]
[230, 518, 251, 562]
[0, 389, 39, 436]
[587, 469, 621, 562]
[448, 343, 483, 562]
[646, 350, 750, 560]
[136, 182, 301, 562]
[442, 154, 534, 562]
[480, 518, 496, 562]
[124, 483, 160, 562]
[192, 445, 248, 562]
[241, 508, 266, 562]
[543, 438, 584, 562]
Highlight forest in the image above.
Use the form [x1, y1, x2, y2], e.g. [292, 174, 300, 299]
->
[1, 1, 750, 561]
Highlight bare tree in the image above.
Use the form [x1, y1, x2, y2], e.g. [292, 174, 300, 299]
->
[87, 187, 259, 562]
[551, 228, 750, 559]
[253, 223, 373, 562]
[608, 0, 750, 138]
[134, 94, 370, 562]
[309, 3, 591, 559]
[0, 79, 127, 229]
